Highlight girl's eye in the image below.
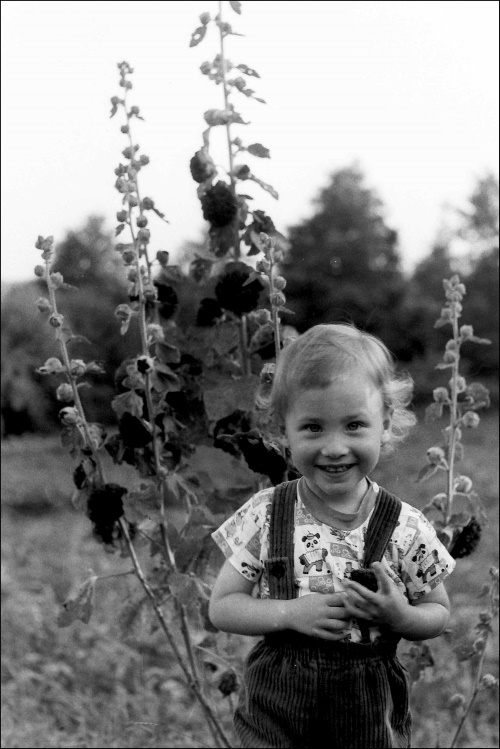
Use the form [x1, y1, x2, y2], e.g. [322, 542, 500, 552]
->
[346, 422, 363, 431]
[304, 424, 322, 433]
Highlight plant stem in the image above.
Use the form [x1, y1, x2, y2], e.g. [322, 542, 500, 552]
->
[239, 315, 251, 375]
[45, 260, 106, 485]
[449, 644, 488, 749]
[445, 308, 460, 524]
[119, 519, 232, 749]
[218, 0, 239, 258]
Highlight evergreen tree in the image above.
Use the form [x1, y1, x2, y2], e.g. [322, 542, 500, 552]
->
[281, 165, 407, 358]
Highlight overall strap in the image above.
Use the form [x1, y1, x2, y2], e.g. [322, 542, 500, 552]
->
[363, 488, 402, 567]
[264, 479, 299, 600]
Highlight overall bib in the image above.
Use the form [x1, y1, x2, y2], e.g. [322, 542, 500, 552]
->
[234, 480, 412, 749]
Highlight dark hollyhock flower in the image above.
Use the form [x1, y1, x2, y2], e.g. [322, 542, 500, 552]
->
[87, 483, 127, 545]
[217, 671, 238, 697]
[215, 261, 263, 317]
[119, 412, 153, 448]
[235, 430, 288, 485]
[196, 297, 224, 327]
[449, 518, 482, 558]
[154, 281, 178, 320]
[200, 181, 238, 227]
[214, 410, 252, 457]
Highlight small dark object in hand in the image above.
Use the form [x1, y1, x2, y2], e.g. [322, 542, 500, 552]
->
[350, 568, 378, 592]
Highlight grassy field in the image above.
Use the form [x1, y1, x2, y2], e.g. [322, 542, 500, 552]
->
[1, 410, 498, 748]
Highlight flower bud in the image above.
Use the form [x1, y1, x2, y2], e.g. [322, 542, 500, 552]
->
[36, 297, 51, 313]
[270, 291, 286, 308]
[137, 228, 150, 244]
[56, 383, 74, 402]
[143, 287, 157, 302]
[473, 637, 486, 653]
[50, 272, 64, 288]
[128, 195, 138, 207]
[120, 124, 129, 134]
[114, 304, 133, 322]
[426, 446, 445, 465]
[156, 250, 169, 267]
[445, 339, 459, 351]
[256, 259, 271, 273]
[273, 276, 287, 291]
[479, 611, 493, 625]
[122, 250, 135, 265]
[440, 308, 453, 321]
[141, 197, 155, 211]
[49, 313, 64, 328]
[139, 154, 150, 166]
[116, 210, 128, 223]
[448, 694, 466, 710]
[452, 376, 467, 393]
[200, 61, 212, 75]
[146, 323, 164, 343]
[59, 407, 81, 426]
[70, 359, 86, 378]
[38, 357, 64, 375]
[460, 325, 474, 339]
[453, 475, 473, 493]
[136, 215, 148, 228]
[199, 11, 211, 24]
[480, 674, 498, 690]
[433, 387, 449, 403]
[252, 308, 272, 325]
[443, 350, 458, 363]
[462, 411, 480, 428]
[34, 265, 45, 278]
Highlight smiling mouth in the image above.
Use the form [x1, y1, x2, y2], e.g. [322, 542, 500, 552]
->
[317, 464, 354, 474]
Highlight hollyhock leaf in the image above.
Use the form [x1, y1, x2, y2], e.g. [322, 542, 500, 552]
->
[236, 63, 260, 77]
[449, 512, 472, 528]
[203, 374, 260, 422]
[247, 174, 279, 199]
[123, 484, 163, 523]
[425, 402, 444, 422]
[156, 342, 181, 365]
[111, 390, 144, 419]
[58, 572, 98, 627]
[190, 25, 207, 47]
[247, 143, 270, 158]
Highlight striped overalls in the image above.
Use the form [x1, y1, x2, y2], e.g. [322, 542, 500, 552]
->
[234, 480, 412, 749]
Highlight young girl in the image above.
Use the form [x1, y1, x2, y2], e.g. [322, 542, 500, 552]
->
[209, 324, 455, 748]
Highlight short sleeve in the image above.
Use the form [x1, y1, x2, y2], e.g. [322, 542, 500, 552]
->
[211, 488, 273, 584]
[401, 509, 456, 600]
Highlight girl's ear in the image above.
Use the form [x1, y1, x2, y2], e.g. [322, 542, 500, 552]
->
[381, 411, 393, 445]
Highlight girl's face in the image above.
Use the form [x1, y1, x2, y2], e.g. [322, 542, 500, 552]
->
[284, 370, 392, 512]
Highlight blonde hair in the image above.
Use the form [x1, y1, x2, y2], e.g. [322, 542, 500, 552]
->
[268, 324, 416, 453]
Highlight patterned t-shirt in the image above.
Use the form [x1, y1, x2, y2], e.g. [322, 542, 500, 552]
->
[211, 480, 456, 643]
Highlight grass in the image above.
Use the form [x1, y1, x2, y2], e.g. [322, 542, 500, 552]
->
[1, 410, 498, 748]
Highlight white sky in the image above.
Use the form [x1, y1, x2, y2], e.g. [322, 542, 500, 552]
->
[1, 0, 498, 282]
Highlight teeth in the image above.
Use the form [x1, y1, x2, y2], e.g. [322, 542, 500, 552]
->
[320, 465, 350, 473]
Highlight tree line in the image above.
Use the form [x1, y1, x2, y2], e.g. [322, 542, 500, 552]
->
[1, 167, 498, 437]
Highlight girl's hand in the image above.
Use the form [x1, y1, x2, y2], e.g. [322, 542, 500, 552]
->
[286, 591, 351, 640]
[342, 562, 411, 633]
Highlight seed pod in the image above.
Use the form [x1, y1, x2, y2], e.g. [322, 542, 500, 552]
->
[34, 265, 45, 278]
[433, 387, 449, 403]
[273, 276, 287, 291]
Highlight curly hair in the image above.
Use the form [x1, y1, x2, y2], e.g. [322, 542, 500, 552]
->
[268, 323, 416, 453]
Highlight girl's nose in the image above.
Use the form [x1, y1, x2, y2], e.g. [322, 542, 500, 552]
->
[320, 434, 348, 458]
